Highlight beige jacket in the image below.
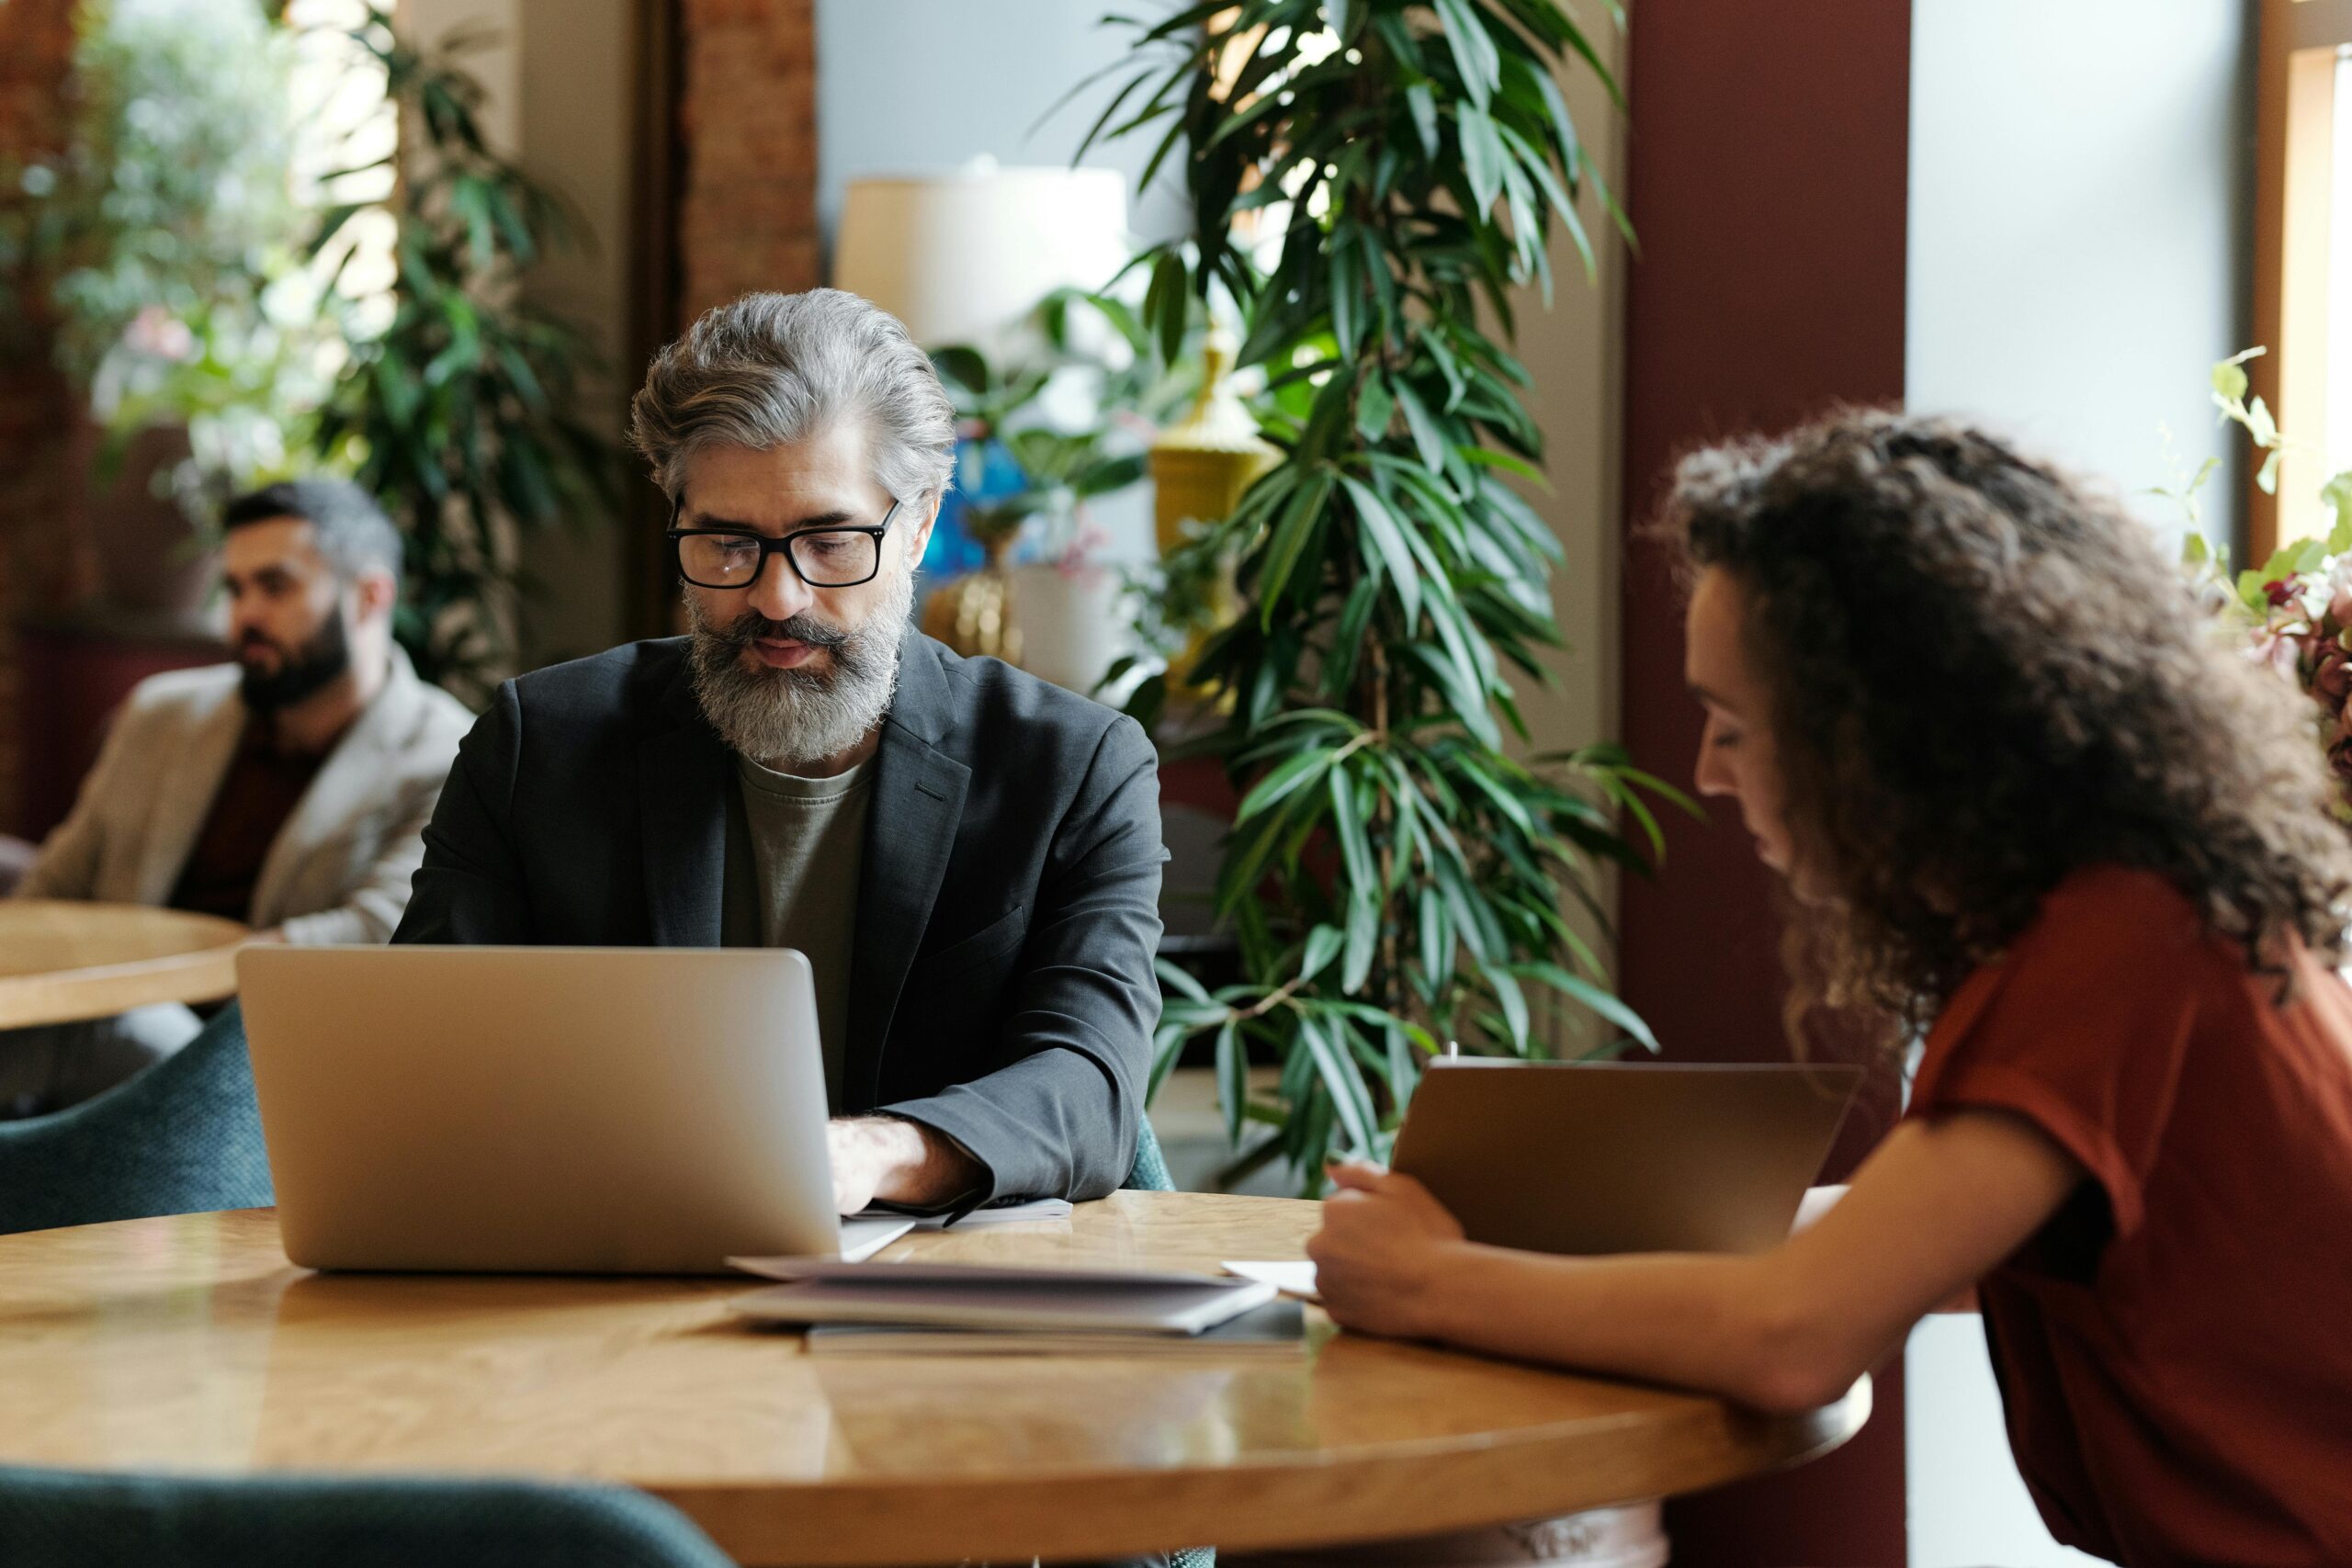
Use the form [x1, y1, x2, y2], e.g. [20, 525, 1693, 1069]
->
[17, 648, 475, 943]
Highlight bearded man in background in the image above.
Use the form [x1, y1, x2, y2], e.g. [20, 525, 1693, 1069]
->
[6, 479, 471, 1112]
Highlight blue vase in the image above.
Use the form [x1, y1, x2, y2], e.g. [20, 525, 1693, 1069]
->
[925, 437, 1027, 578]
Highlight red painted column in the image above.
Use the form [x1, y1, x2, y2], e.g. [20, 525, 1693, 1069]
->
[1614, 5, 1914, 1563]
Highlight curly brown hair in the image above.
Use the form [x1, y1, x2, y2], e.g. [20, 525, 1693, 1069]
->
[1660, 408, 2352, 1039]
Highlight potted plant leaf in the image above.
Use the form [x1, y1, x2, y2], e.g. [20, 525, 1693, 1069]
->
[1086, 0, 1687, 1185]
[302, 7, 619, 702]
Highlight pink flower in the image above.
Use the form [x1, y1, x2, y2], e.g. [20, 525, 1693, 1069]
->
[2253, 629, 2301, 678]
[121, 305, 195, 361]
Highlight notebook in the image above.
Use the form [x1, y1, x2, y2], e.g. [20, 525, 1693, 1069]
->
[798, 1298, 1307, 1358]
[727, 1258, 1277, 1335]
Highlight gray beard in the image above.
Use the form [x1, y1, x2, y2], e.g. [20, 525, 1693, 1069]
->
[684, 564, 914, 770]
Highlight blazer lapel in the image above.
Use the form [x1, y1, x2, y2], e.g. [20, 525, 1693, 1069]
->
[844, 632, 970, 1111]
[639, 671, 732, 947]
[249, 649, 417, 927]
[135, 680, 246, 906]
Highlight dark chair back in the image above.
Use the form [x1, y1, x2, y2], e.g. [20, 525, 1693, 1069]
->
[0, 1467, 733, 1568]
[0, 1003, 271, 1236]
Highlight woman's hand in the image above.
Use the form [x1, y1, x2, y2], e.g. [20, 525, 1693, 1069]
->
[1306, 1161, 1471, 1339]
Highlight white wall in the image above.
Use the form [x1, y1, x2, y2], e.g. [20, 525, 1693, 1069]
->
[1903, 4, 2249, 1563]
[1906, 0, 2250, 557]
[815, 0, 1190, 250]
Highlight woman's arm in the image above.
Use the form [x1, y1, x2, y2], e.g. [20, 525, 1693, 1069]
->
[1306, 1107, 2079, 1412]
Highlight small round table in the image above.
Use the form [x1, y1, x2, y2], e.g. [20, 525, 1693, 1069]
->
[0, 1195, 1867, 1564]
[0, 899, 245, 1029]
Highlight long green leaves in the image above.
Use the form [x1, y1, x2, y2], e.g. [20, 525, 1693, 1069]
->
[1107, 0, 1685, 1187]
[307, 9, 618, 703]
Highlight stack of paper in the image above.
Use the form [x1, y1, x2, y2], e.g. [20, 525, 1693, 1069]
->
[727, 1257, 1296, 1355]
[800, 1299, 1306, 1359]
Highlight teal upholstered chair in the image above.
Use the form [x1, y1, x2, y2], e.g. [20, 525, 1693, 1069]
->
[0, 1002, 272, 1237]
[1126, 1109, 1178, 1192]
[0, 1469, 732, 1568]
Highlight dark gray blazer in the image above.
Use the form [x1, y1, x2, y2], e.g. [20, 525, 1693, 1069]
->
[391, 626, 1165, 1203]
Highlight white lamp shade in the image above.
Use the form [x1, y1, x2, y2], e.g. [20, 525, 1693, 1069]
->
[833, 162, 1130, 349]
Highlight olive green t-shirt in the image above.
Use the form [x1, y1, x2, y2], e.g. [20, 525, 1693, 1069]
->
[719, 754, 871, 1110]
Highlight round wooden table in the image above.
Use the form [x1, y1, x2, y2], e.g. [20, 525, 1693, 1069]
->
[0, 1196, 1868, 1564]
[0, 900, 245, 1029]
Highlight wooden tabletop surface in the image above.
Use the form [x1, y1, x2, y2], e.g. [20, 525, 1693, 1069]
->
[0, 1195, 1868, 1565]
[0, 900, 245, 1029]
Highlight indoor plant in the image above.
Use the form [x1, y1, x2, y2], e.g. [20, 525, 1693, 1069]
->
[1087, 0, 1680, 1182]
[2169, 347, 2352, 818]
[927, 289, 1177, 686]
[304, 8, 618, 700]
[0, 0, 321, 613]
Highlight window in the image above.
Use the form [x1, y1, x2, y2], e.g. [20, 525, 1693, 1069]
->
[2252, 0, 2352, 552]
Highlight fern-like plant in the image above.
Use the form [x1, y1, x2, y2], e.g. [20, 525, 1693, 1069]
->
[1090, 0, 1687, 1183]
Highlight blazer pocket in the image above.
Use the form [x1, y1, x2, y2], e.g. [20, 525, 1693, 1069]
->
[914, 905, 1028, 985]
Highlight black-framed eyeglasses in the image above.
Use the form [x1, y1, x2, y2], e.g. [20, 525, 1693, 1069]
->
[667, 498, 901, 590]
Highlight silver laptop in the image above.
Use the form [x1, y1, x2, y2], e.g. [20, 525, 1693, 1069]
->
[237, 945, 908, 1274]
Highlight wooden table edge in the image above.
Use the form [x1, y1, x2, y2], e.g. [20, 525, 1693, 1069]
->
[0, 943, 242, 1030]
[654, 1375, 1872, 1566]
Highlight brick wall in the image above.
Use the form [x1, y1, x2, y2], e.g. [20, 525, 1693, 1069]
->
[0, 0, 95, 836]
[674, 0, 820, 323]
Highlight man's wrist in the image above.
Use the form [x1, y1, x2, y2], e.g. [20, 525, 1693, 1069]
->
[847, 1114, 987, 1209]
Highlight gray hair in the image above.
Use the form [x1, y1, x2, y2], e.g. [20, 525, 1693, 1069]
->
[629, 288, 956, 510]
[220, 478, 403, 590]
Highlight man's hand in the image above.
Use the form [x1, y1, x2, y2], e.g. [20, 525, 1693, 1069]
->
[1306, 1160, 1470, 1339]
[825, 1116, 987, 1214]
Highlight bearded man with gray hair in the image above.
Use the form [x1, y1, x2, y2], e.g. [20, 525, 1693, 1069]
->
[394, 288, 1166, 1215]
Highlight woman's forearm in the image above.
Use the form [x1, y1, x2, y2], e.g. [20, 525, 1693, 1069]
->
[1417, 1242, 1869, 1413]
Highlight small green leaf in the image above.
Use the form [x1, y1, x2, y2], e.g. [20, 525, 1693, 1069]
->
[1156, 956, 1214, 1005]
[1406, 82, 1441, 161]
[1341, 891, 1379, 995]
[1257, 468, 1336, 620]
[2211, 345, 2264, 400]
[2324, 471, 2352, 553]
[1300, 923, 1345, 983]
[1340, 475, 1422, 627]
[1540, 968, 1659, 1052]
[2248, 395, 2280, 449]
[1215, 1020, 1247, 1145]
[1355, 373, 1396, 443]
[1392, 379, 1447, 472]
[1237, 745, 1336, 824]
[2258, 446, 2285, 496]
[1434, 0, 1501, 107]
[1298, 1013, 1380, 1156]
[1146, 250, 1189, 367]
[1458, 104, 1505, 216]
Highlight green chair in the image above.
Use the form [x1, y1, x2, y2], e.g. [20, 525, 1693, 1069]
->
[0, 1003, 272, 1237]
[0, 1468, 732, 1568]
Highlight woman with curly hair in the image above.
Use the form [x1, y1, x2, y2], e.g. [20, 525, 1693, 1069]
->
[1307, 410, 2352, 1566]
